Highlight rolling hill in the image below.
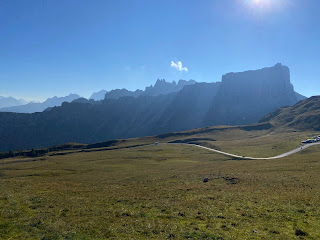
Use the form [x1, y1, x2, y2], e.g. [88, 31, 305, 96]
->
[260, 95, 320, 131]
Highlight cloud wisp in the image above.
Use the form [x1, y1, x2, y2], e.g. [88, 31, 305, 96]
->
[170, 61, 188, 72]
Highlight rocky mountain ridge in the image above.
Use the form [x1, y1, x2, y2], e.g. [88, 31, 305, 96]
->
[104, 79, 196, 100]
[0, 63, 306, 151]
[204, 63, 305, 126]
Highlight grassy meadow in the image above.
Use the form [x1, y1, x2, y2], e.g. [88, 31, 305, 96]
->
[1, 125, 320, 239]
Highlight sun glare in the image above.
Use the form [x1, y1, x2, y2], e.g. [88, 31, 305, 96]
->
[241, 0, 288, 16]
[247, 0, 272, 8]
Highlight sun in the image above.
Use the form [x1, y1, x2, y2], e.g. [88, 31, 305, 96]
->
[249, 0, 270, 7]
[241, 0, 287, 16]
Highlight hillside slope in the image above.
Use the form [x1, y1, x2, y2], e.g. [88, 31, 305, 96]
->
[1, 121, 320, 239]
[260, 95, 320, 131]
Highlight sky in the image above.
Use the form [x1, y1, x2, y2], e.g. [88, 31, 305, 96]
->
[0, 0, 319, 101]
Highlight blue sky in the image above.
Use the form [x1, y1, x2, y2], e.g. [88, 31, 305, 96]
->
[0, 0, 319, 101]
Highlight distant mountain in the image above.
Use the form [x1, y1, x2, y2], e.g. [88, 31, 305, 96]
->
[204, 63, 306, 125]
[105, 79, 196, 99]
[144, 79, 197, 96]
[260, 96, 320, 131]
[0, 94, 81, 113]
[105, 89, 143, 100]
[89, 90, 108, 101]
[0, 64, 306, 151]
[0, 96, 28, 108]
[155, 82, 221, 132]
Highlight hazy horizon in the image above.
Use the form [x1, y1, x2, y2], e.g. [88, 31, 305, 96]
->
[1, 0, 320, 101]
[1, 64, 319, 103]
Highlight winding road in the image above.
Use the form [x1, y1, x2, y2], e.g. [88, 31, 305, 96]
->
[161, 142, 320, 160]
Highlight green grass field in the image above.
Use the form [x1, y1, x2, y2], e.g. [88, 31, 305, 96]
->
[1, 125, 320, 239]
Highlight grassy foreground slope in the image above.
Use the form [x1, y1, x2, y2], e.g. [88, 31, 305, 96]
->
[45, 123, 318, 158]
[1, 125, 320, 239]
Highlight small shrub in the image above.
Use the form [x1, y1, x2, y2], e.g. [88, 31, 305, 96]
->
[295, 229, 308, 236]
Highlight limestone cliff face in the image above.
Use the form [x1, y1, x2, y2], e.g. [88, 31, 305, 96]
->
[219, 63, 293, 100]
[205, 63, 305, 125]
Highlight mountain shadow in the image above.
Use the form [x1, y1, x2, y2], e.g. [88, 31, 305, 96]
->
[0, 64, 305, 151]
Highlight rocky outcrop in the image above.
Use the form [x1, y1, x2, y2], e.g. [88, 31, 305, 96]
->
[205, 63, 305, 125]
[104, 79, 196, 100]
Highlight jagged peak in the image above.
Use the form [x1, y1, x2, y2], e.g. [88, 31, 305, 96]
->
[154, 79, 176, 87]
[274, 63, 283, 67]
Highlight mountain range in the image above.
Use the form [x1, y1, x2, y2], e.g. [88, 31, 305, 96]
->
[104, 79, 196, 100]
[89, 90, 108, 101]
[0, 63, 306, 151]
[1, 80, 197, 113]
[0, 96, 28, 109]
[0, 94, 81, 113]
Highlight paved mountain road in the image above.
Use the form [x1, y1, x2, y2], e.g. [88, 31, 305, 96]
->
[159, 142, 320, 160]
